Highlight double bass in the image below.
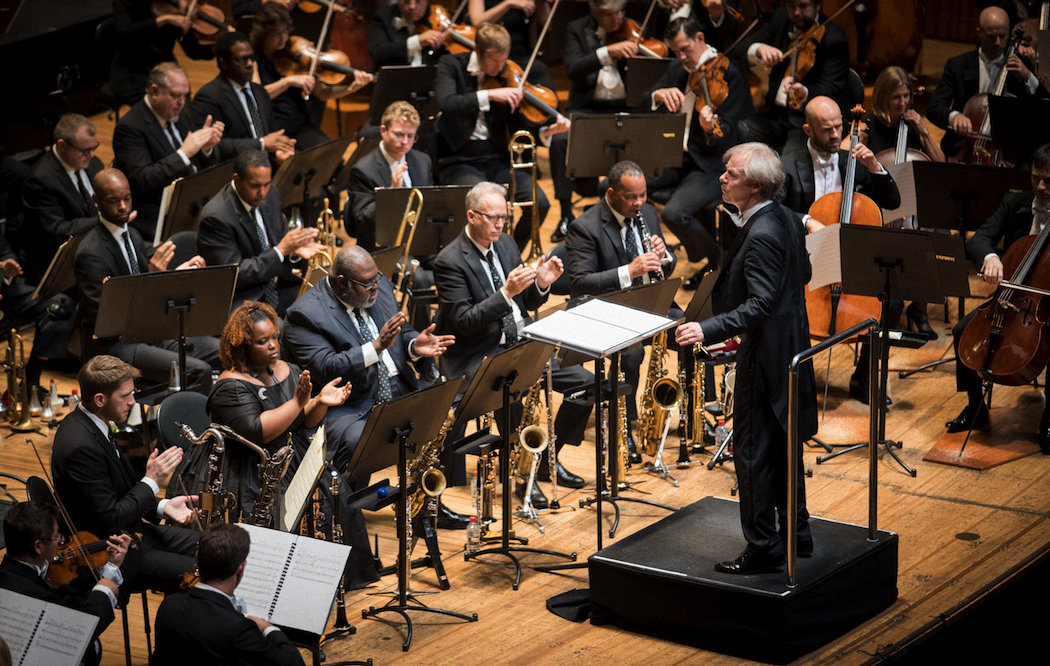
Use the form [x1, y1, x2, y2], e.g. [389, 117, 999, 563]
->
[805, 106, 884, 340]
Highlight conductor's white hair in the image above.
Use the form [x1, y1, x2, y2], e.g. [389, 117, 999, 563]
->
[723, 142, 785, 200]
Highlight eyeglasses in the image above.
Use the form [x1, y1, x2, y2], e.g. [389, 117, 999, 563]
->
[388, 130, 418, 143]
[42, 533, 68, 545]
[471, 210, 509, 225]
[348, 270, 384, 291]
[64, 142, 99, 156]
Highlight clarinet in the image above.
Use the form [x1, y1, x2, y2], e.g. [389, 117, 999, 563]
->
[330, 469, 350, 630]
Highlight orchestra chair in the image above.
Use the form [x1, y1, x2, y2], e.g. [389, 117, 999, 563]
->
[155, 390, 210, 452]
[94, 18, 140, 122]
[167, 231, 200, 269]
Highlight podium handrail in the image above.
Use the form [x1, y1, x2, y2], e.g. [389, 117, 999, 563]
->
[787, 318, 878, 587]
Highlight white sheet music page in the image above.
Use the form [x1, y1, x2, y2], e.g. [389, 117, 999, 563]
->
[0, 589, 99, 666]
[805, 224, 844, 290]
[279, 424, 326, 532]
[524, 298, 674, 354]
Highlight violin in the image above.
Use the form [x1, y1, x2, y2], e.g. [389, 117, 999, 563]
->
[297, 0, 354, 16]
[688, 54, 730, 138]
[153, 0, 232, 45]
[805, 106, 884, 341]
[273, 35, 361, 87]
[46, 531, 142, 588]
[416, 2, 476, 54]
[784, 21, 825, 110]
[606, 18, 668, 59]
[484, 59, 561, 125]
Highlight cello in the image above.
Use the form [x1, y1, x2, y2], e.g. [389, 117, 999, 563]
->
[961, 26, 1030, 166]
[805, 106, 884, 341]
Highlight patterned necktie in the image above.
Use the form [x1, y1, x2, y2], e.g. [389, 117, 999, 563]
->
[77, 171, 96, 215]
[240, 87, 264, 139]
[164, 122, 181, 152]
[250, 207, 280, 306]
[623, 218, 643, 286]
[353, 309, 393, 402]
[122, 231, 140, 275]
[483, 249, 520, 345]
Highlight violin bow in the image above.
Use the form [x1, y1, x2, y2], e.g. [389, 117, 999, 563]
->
[446, 0, 471, 37]
[519, 0, 562, 89]
[304, 0, 339, 101]
[780, 0, 857, 61]
[26, 437, 101, 583]
[635, 0, 660, 47]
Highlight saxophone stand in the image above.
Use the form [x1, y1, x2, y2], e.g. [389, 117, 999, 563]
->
[351, 380, 477, 651]
[458, 341, 576, 589]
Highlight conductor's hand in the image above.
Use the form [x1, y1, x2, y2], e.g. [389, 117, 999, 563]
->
[106, 533, 132, 568]
[950, 113, 973, 137]
[317, 377, 352, 406]
[145, 447, 183, 485]
[675, 322, 705, 346]
[982, 255, 1004, 284]
[163, 495, 199, 525]
[653, 87, 685, 113]
[295, 370, 313, 407]
[149, 240, 177, 272]
[754, 44, 784, 67]
[535, 254, 563, 289]
[413, 324, 454, 358]
[502, 264, 536, 297]
[628, 251, 662, 279]
[376, 312, 406, 353]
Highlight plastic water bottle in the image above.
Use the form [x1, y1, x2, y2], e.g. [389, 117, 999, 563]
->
[714, 418, 729, 449]
[465, 516, 481, 555]
[67, 389, 80, 409]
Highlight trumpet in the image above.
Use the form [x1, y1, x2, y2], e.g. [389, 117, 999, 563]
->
[2, 329, 38, 433]
[297, 197, 340, 298]
[508, 130, 544, 268]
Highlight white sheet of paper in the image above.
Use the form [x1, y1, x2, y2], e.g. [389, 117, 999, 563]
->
[884, 161, 916, 221]
[279, 425, 326, 532]
[805, 224, 843, 290]
[0, 589, 99, 666]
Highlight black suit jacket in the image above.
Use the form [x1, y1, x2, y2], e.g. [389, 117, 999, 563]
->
[745, 9, 849, 112]
[21, 151, 104, 280]
[654, 1, 745, 57]
[435, 51, 525, 159]
[112, 100, 222, 240]
[283, 276, 420, 427]
[187, 76, 276, 154]
[51, 407, 161, 539]
[565, 198, 675, 298]
[777, 148, 901, 221]
[346, 146, 433, 238]
[0, 556, 115, 650]
[433, 230, 547, 381]
[74, 220, 151, 357]
[699, 201, 817, 437]
[152, 586, 304, 666]
[368, 3, 448, 68]
[197, 182, 299, 313]
[563, 15, 630, 111]
[643, 55, 752, 172]
[966, 190, 1036, 265]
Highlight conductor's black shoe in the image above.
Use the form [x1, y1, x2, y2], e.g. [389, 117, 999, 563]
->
[515, 479, 549, 509]
[714, 549, 785, 575]
[945, 402, 989, 434]
[538, 462, 585, 489]
[626, 431, 642, 465]
[848, 374, 891, 406]
[683, 269, 708, 291]
[1040, 409, 1050, 455]
[797, 538, 814, 558]
[435, 503, 471, 530]
[550, 215, 572, 242]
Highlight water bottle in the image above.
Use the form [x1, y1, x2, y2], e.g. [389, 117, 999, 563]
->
[49, 380, 61, 409]
[465, 516, 481, 555]
[68, 389, 80, 409]
[714, 418, 729, 449]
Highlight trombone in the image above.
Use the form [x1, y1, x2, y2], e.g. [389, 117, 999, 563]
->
[507, 130, 544, 268]
[297, 197, 340, 298]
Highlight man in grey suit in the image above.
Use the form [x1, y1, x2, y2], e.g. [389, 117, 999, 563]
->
[197, 150, 320, 315]
[346, 101, 434, 252]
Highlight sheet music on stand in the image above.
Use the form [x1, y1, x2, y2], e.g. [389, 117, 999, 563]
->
[278, 425, 327, 533]
[0, 589, 99, 666]
[523, 298, 677, 358]
[237, 524, 351, 636]
[884, 161, 917, 221]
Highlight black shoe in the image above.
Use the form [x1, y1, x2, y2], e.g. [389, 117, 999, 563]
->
[714, 548, 785, 575]
[550, 215, 572, 242]
[945, 402, 989, 433]
[1039, 409, 1050, 455]
[435, 503, 471, 530]
[683, 269, 708, 291]
[906, 303, 939, 341]
[797, 538, 814, 558]
[538, 462, 585, 489]
[626, 431, 642, 465]
[849, 374, 891, 406]
[514, 478, 549, 509]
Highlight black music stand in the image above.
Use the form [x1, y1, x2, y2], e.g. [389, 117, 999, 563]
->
[153, 159, 236, 245]
[374, 185, 470, 254]
[370, 244, 406, 279]
[352, 379, 477, 651]
[815, 226, 953, 474]
[454, 341, 577, 589]
[32, 232, 86, 301]
[566, 113, 685, 180]
[330, 136, 382, 194]
[93, 265, 237, 390]
[367, 66, 440, 131]
[273, 134, 354, 223]
[624, 57, 674, 108]
[988, 95, 1050, 167]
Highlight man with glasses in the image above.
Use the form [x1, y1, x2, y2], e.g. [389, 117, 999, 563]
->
[347, 101, 434, 252]
[198, 150, 322, 316]
[0, 501, 131, 666]
[283, 246, 456, 512]
[112, 62, 228, 241]
[188, 31, 297, 162]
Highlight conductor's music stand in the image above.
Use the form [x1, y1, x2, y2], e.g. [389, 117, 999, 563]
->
[273, 134, 354, 224]
[454, 341, 578, 589]
[351, 378, 478, 651]
[93, 265, 237, 390]
[566, 113, 685, 180]
[153, 159, 236, 245]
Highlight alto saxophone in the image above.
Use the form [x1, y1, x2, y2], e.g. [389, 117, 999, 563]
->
[177, 423, 237, 526]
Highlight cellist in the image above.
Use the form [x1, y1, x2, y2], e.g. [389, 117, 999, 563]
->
[947, 143, 1050, 454]
[737, 0, 849, 154]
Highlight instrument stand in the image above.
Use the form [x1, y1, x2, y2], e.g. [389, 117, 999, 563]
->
[641, 415, 679, 487]
[350, 380, 476, 651]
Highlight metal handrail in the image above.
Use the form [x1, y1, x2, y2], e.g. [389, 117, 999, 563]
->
[786, 318, 878, 587]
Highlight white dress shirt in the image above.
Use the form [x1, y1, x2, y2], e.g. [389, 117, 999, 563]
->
[379, 142, 412, 188]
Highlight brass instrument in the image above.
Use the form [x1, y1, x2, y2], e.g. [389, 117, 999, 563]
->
[393, 188, 425, 290]
[2, 329, 39, 432]
[408, 408, 451, 524]
[636, 214, 677, 456]
[211, 423, 293, 527]
[177, 423, 237, 525]
[507, 130, 544, 267]
[297, 197, 341, 297]
[602, 369, 629, 490]
[691, 343, 707, 443]
[514, 381, 546, 477]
